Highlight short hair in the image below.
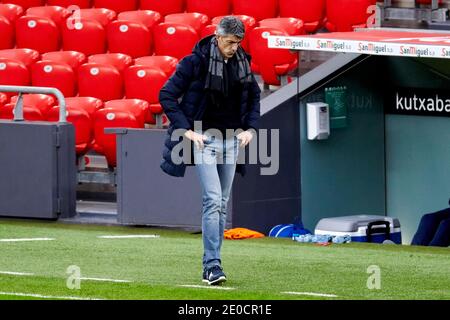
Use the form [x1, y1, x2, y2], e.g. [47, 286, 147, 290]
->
[216, 16, 245, 39]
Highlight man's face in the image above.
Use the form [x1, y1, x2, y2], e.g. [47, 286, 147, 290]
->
[216, 35, 242, 59]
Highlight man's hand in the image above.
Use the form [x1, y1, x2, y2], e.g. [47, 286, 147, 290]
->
[184, 130, 208, 149]
[236, 130, 255, 148]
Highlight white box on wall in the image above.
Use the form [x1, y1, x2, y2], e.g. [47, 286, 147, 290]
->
[306, 102, 330, 140]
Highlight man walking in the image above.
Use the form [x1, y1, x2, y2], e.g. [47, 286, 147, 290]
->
[159, 16, 261, 285]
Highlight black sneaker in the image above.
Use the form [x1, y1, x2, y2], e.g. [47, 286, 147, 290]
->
[202, 269, 209, 283]
[206, 265, 227, 286]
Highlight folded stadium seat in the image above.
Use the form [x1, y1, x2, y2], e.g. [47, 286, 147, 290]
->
[186, 0, 231, 19]
[0, 3, 24, 23]
[117, 10, 162, 30]
[15, 16, 61, 53]
[259, 18, 305, 36]
[107, 20, 153, 58]
[134, 55, 178, 77]
[124, 65, 168, 123]
[87, 53, 133, 74]
[103, 99, 149, 128]
[64, 96, 103, 119]
[46, 0, 92, 9]
[10, 93, 56, 118]
[2, 1, 44, 11]
[0, 58, 30, 99]
[249, 27, 298, 86]
[211, 15, 256, 52]
[140, 0, 184, 16]
[278, 0, 325, 33]
[31, 61, 77, 97]
[0, 48, 40, 68]
[0, 103, 44, 121]
[93, 0, 138, 13]
[47, 105, 92, 155]
[78, 63, 124, 101]
[41, 51, 86, 70]
[73, 8, 117, 28]
[164, 13, 210, 35]
[325, 0, 377, 32]
[0, 16, 14, 50]
[153, 23, 199, 60]
[231, 0, 277, 21]
[62, 18, 106, 56]
[26, 5, 71, 27]
[0, 92, 8, 106]
[93, 108, 141, 167]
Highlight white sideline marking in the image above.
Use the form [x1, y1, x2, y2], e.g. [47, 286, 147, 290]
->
[178, 284, 235, 291]
[97, 235, 160, 239]
[281, 291, 338, 298]
[0, 271, 34, 276]
[0, 238, 55, 242]
[81, 277, 132, 283]
[0, 291, 104, 300]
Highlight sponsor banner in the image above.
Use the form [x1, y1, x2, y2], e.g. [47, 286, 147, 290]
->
[385, 88, 450, 117]
[268, 36, 450, 59]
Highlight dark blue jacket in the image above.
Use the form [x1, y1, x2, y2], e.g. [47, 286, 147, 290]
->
[159, 35, 261, 177]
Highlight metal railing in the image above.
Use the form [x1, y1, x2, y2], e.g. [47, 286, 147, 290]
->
[0, 85, 67, 123]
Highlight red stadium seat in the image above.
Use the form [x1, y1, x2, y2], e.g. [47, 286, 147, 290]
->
[10, 94, 56, 118]
[0, 92, 9, 106]
[249, 27, 298, 86]
[0, 48, 40, 68]
[31, 61, 76, 97]
[46, 0, 92, 9]
[87, 53, 133, 73]
[107, 20, 153, 58]
[93, 108, 141, 167]
[15, 16, 61, 53]
[186, 0, 231, 19]
[103, 99, 149, 127]
[41, 51, 86, 70]
[0, 16, 14, 50]
[164, 13, 209, 35]
[124, 66, 168, 118]
[279, 0, 325, 33]
[325, 0, 376, 32]
[73, 8, 117, 27]
[0, 3, 24, 22]
[153, 23, 199, 60]
[78, 63, 123, 101]
[231, 0, 277, 21]
[211, 15, 256, 52]
[259, 18, 305, 36]
[2, 1, 44, 11]
[134, 56, 178, 77]
[47, 105, 92, 155]
[201, 24, 217, 38]
[65, 96, 103, 122]
[117, 10, 161, 30]
[0, 58, 30, 98]
[93, 0, 138, 13]
[0, 103, 44, 121]
[140, 0, 184, 16]
[26, 5, 70, 26]
[62, 18, 106, 56]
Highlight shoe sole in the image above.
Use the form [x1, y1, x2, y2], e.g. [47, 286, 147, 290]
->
[202, 279, 209, 283]
[208, 276, 227, 286]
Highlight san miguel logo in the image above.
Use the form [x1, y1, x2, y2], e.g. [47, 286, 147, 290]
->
[386, 88, 450, 117]
[317, 40, 345, 51]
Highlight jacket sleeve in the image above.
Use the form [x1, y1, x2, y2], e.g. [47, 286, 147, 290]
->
[243, 74, 261, 131]
[159, 56, 195, 130]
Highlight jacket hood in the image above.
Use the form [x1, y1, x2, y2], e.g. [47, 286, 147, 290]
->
[192, 34, 215, 60]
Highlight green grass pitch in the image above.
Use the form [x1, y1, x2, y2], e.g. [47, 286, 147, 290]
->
[0, 219, 449, 300]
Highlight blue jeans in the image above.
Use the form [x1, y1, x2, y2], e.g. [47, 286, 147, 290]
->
[193, 134, 239, 270]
